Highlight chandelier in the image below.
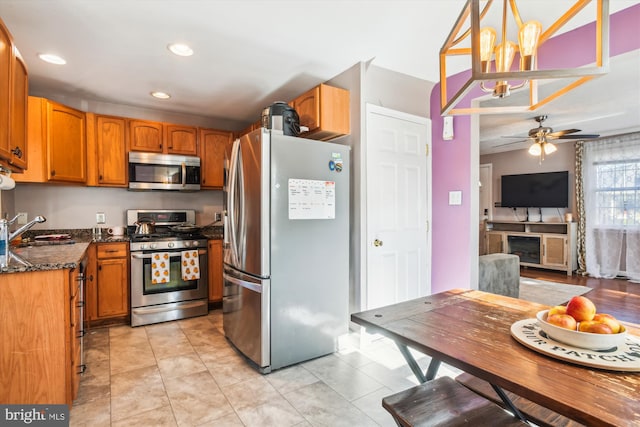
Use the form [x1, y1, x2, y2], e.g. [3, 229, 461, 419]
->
[439, 0, 609, 115]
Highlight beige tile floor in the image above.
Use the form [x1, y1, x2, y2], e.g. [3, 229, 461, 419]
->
[70, 310, 462, 427]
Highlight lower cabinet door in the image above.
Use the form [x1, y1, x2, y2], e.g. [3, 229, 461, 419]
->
[97, 258, 128, 317]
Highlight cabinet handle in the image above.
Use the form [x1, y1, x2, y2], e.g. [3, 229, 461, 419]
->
[51, 170, 56, 177]
[11, 146, 23, 158]
[99, 174, 103, 181]
[89, 274, 94, 282]
[78, 364, 87, 374]
[98, 265, 102, 271]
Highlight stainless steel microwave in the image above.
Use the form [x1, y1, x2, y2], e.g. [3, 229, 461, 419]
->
[128, 152, 201, 191]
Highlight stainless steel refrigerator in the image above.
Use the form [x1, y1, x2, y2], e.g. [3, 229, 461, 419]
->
[223, 128, 349, 373]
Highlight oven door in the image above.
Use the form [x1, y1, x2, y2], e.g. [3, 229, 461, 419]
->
[130, 249, 208, 308]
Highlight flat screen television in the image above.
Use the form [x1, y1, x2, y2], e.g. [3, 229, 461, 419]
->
[501, 171, 569, 208]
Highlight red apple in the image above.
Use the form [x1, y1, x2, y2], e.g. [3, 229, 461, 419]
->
[566, 296, 596, 322]
[593, 313, 621, 334]
[547, 313, 578, 331]
[548, 305, 567, 316]
[578, 320, 613, 334]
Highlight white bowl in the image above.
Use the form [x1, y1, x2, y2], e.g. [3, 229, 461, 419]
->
[536, 310, 627, 350]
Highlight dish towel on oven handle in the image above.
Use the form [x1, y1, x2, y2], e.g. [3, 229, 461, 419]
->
[181, 250, 200, 281]
[151, 252, 171, 284]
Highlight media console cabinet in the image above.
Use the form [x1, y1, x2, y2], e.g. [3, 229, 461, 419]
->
[485, 220, 577, 276]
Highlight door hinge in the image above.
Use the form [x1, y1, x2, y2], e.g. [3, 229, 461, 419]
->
[426, 220, 430, 232]
[425, 144, 429, 157]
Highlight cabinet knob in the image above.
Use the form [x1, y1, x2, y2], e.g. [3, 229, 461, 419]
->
[51, 170, 56, 177]
[11, 146, 23, 158]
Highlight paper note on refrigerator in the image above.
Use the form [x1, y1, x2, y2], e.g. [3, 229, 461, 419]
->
[288, 179, 336, 219]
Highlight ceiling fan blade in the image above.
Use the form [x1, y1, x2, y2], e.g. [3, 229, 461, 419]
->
[500, 135, 530, 139]
[554, 134, 600, 139]
[493, 140, 529, 148]
[548, 129, 580, 137]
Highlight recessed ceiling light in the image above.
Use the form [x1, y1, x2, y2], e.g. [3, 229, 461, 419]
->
[167, 43, 193, 57]
[38, 53, 66, 65]
[151, 91, 171, 99]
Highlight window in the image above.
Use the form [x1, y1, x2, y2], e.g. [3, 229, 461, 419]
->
[594, 159, 640, 226]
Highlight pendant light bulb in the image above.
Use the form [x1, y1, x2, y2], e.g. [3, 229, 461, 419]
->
[519, 20, 542, 71]
[480, 27, 496, 72]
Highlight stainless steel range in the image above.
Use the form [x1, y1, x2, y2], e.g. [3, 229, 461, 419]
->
[127, 209, 208, 327]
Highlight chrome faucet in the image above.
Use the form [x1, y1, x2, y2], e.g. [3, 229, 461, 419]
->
[8, 215, 47, 242]
[0, 214, 46, 268]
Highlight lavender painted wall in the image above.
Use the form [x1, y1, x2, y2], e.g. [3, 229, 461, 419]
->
[429, 4, 640, 294]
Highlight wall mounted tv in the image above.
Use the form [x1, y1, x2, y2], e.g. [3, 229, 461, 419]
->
[501, 171, 569, 208]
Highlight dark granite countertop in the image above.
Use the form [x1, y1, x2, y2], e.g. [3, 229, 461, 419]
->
[2, 242, 91, 274]
[2, 227, 224, 274]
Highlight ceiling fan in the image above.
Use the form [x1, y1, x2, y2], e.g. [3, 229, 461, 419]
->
[503, 115, 600, 162]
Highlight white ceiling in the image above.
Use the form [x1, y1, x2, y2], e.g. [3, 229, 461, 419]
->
[1, 0, 638, 152]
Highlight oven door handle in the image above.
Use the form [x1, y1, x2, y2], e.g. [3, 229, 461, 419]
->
[131, 249, 207, 259]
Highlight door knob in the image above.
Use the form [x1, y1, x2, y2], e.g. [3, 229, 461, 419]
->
[373, 239, 383, 247]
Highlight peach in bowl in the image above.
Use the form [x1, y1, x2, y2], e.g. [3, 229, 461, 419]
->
[536, 310, 627, 350]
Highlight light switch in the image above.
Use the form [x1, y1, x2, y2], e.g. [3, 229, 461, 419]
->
[443, 116, 454, 140]
[449, 191, 462, 205]
[96, 212, 106, 224]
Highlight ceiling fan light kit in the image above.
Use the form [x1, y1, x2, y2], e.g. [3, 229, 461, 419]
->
[522, 115, 598, 163]
[439, 0, 610, 116]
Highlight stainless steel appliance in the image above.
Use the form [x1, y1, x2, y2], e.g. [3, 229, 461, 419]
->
[128, 152, 201, 191]
[128, 209, 208, 326]
[223, 128, 350, 373]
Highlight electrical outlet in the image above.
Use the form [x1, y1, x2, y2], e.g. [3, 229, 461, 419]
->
[17, 212, 28, 225]
[96, 212, 106, 224]
[215, 212, 222, 222]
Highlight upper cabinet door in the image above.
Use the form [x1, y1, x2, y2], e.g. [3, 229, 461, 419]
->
[47, 101, 86, 182]
[292, 84, 350, 141]
[0, 21, 12, 162]
[165, 124, 197, 155]
[96, 115, 127, 186]
[200, 128, 232, 189]
[9, 48, 28, 170]
[129, 119, 163, 153]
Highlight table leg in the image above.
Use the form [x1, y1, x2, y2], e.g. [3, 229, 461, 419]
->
[395, 342, 441, 383]
[490, 383, 530, 424]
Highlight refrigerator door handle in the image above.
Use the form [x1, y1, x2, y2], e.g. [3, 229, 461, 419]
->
[227, 139, 241, 267]
[224, 272, 263, 293]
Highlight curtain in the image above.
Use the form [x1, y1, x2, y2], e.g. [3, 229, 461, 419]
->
[583, 133, 640, 280]
[575, 141, 587, 275]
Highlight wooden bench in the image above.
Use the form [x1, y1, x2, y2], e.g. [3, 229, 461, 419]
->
[455, 373, 585, 427]
[382, 376, 526, 426]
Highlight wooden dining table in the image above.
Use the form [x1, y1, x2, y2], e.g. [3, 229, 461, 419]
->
[351, 289, 640, 427]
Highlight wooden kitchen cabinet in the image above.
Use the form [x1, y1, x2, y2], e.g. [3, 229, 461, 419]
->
[208, 239, 223, 303]
[129, 119, 198, 156]
[166, 124, 198, 155]
[86, 114, 128, 187]
[0, 267, 83, 406]
[129, 119, 163, 153]
[95, 242, 129, 319]
[291, 83, 350, 141]
[200, 128, 232, 189]
[0, 18, 28, 171]
[15, 97, 87, 184]
[84, 243, 98, 325]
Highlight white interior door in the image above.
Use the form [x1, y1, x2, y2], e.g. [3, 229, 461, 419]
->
[365, 105, 431, 310]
